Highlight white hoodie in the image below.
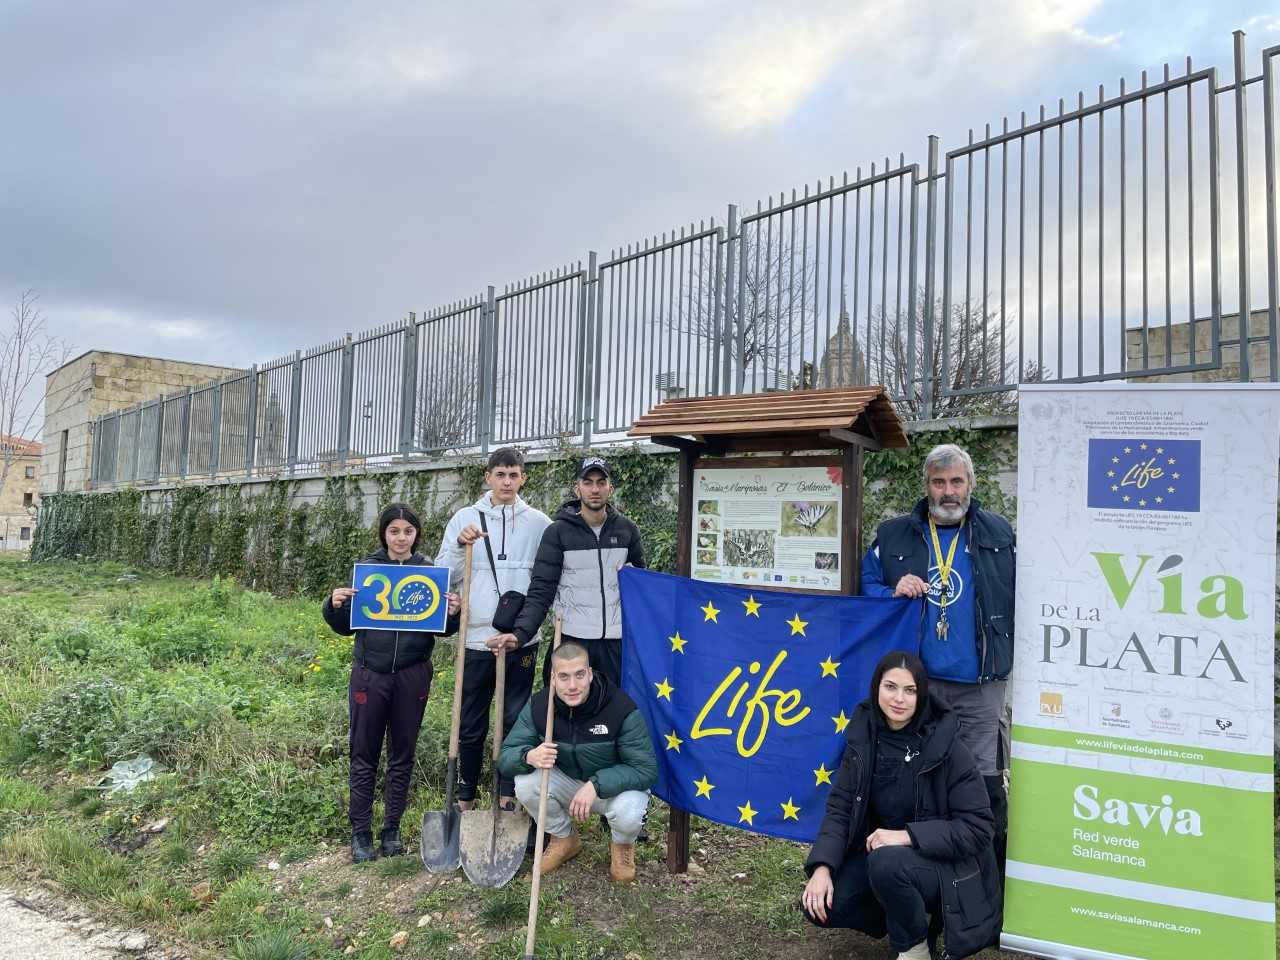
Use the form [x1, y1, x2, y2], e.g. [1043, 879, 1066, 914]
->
[435, 493, 551, 650]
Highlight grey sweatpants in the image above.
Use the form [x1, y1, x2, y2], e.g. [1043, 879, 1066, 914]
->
[931, 678, 1009, 776]
[513, 768, 649, 844]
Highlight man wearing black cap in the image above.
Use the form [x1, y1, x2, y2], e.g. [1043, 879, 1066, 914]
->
[487, 456, 645, 687]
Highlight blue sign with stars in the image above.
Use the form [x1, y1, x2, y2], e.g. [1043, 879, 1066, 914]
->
[619, 567, 919, 843]
[350, 563, 451, 633]
[1086, 438, 1201, 513]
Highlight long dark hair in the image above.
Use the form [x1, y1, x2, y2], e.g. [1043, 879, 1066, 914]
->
[869, 650, 929, 721]
[377, 502, 422, 554]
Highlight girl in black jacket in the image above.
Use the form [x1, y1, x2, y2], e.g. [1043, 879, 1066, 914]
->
[322, 503, 460, 863]
[801, 651, 1002, 960]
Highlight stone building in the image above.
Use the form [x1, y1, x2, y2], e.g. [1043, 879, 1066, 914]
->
[0, 435, 42, 551]
[42, 351, 246, 494]
[816, 298, 865, 389]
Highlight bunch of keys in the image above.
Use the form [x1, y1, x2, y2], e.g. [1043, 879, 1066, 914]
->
[936, 583, 950, 639]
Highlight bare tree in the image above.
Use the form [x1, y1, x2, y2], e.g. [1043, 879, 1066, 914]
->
[864, 293, 1049, 419]
[1, 290, 72, 491]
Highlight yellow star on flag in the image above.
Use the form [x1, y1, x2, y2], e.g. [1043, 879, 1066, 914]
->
[1110, 484, 1119, 492]
[1123, 446, 1131, 454]
[654, 678, 674, 701]
[1167, 457, 1176, 465]
[832, 710, 850, 733]
[664, 730, 683, 752]
[787, 613, 808, 636]
[1155, 496, 1164, 504]
[1111, 456, 1119, 463]
[819, 656, 840, 678]
[701, 601, 720, 623]
[1167, 486, 1175, 493]
[1172, 472, 1180, 480]
[693, 775, 715, 799]
[742, 595, 762, 617]
[780, 797, 801, 821]
[1138, 499, 1147, 507]
[1156, 446, 1164, 454]
[1122, 495, 1130, 503]
[669, 631, 687, 654]
[813, 763, 832, 786]
[737, 800, 757, 826]
[1139, 442, 1148, 450]
[1106, 469, 1115, 477]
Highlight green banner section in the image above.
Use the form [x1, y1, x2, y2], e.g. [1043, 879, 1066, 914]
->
[1003, 876, 1273, 960]
[1012, 723, 1273, 774]
[1008, 758, 1273, 902]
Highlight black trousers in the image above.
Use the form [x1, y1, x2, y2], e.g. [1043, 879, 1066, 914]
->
[457, 646, 538, 802]
[541, 634, 623, 688]
[807, 846, 941, 952]
[348, 660, 432, 836]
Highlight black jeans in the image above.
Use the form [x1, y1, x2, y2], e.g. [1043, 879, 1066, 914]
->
[808, 846, 941, 952]
[541, 634, 623, 688]
[457, 645, 537, 802]
[348, 660, 432, 835]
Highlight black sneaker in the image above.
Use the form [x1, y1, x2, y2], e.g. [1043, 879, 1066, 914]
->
[351, 831, 377, 864]
[379, 827, 405, 858]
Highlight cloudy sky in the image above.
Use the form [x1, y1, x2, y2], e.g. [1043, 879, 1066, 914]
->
[3, 1, 1276, 394]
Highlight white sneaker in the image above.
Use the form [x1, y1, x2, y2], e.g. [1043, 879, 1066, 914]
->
[896, 942, 931, 960]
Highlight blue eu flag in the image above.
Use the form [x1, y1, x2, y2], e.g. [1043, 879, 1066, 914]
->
[619, 567, 919, 843]
[1086, 438, 1201, 512]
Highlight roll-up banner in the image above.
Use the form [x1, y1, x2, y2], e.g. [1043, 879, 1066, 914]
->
[1003, 384, 1279, 960]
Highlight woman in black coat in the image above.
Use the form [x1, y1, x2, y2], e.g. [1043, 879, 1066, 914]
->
[323, 503, 460, 864]
[801, 651, 1002, 960]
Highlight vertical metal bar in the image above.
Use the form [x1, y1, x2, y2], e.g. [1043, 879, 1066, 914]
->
[1056, 99, 1064, 379]
[942, 152, 955, 398]
[179, 388, 192, 479]
[1001, 121, 1008, 382]
[1098, 86, 1106, 375]
[733, 206, 747, 393]
[1233, 31, 1253, 380]
[1263, 47, 1279, 380]
[1163, 66, 1173, 368]
[1208, 66, 1224, 366]
[965, 132, 974, 386]
[1120, 82, 1128, 372]
[982, 130, 990, 383]
[208, 381, 223, 478]
[1077, 93, 1085, 378]
[881, 165, 891, 386]
[245, 364, 258, 476]
[480, 287, 496, 454]
[154, 395, 166, 482]
[867, 173, 877, 385]
[1141, 72, 1150, 369]
[580, 252, 598, 445]
[399, 317, 418, 457]
[1038, 104, 1045, 379]
[921, 136, 939, 418]
[1188, 58, 1198, 365]
[1019, 113, 1026, 381]
[337, 335, 354, 464]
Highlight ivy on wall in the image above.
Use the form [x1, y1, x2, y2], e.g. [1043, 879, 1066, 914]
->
[32, 429, 1017, 597]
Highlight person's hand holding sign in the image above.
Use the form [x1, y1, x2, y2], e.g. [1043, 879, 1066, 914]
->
[331, 586, 358, 608]
[445, 592, 461, 616]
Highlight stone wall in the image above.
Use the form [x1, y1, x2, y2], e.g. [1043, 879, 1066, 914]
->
[42, 352, 247, 494]
[1124, 309, 1274, 383]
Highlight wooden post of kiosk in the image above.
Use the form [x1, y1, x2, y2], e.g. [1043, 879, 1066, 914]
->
[628, 387, 908, 873]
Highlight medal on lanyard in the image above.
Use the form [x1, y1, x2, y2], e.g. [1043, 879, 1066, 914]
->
[929, 517, 963, 640]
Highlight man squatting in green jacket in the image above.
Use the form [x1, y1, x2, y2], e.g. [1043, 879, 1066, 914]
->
[498, 641, 658, 884]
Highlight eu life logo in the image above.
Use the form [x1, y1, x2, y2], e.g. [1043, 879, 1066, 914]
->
[1086, 439, 1201, 512]
[350, 563, 452, 633]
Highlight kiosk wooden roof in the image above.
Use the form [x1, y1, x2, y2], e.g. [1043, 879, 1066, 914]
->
[628, 386, 908, 452]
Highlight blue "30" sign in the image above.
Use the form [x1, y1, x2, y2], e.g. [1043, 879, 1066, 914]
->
[349, 563, 452, 633]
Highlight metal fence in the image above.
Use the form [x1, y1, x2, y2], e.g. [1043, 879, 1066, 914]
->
[89, 29, 1280, 487]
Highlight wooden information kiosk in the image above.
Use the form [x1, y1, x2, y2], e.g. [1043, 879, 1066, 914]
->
[628, 387, 908, 872]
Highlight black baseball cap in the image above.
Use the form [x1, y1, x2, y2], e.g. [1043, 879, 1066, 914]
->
[578, 456, 611, 480]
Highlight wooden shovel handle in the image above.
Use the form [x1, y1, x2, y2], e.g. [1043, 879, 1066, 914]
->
[524, 615, 562, 958]
[446, 542, 472, 761]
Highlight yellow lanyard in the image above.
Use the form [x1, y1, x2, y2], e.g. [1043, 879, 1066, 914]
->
[928, 517, 964, 616]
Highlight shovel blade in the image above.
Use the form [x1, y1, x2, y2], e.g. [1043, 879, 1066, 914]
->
[459, 808, 530, 888]
[419, 807, 460, 872]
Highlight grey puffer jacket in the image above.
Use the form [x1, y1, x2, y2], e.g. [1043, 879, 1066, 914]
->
[511, 501, 645, 644]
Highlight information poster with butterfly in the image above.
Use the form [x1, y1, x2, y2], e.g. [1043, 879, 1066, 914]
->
[350, 563, 452, 633]
[690, 463, 843, 592]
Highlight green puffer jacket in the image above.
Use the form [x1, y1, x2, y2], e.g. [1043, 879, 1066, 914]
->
[498, 673, 657, 799]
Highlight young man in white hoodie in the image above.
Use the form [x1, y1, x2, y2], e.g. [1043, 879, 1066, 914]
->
[435, 447, 551, 811]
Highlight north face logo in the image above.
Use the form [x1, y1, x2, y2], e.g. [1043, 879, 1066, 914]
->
[610, 537, 618, 544]
[589, 724, 609, 735]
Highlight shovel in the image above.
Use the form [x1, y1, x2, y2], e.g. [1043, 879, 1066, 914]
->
[420, 542, 473, 872]
[459, 636, 531, 887]
[522, 617, 562, 960]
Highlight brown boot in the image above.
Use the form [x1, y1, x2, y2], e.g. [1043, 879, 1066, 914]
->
[539, 828, 582, 875]
[609, 841, 636, 884]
